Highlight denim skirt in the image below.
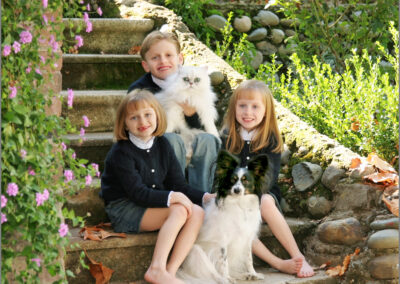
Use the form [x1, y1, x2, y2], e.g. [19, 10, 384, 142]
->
[105, 198, 147, 233]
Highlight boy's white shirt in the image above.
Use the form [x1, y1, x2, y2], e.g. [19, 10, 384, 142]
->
[128, 132, 173, 206]
[152, 72, 178, 90]
[240, 127, 256, 141]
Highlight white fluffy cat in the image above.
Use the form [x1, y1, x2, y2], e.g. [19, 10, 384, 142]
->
[155, 65, 220, 155]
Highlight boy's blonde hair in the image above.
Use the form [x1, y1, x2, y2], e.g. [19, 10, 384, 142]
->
[223, 79, 283, 154]
[140, 31, 181, 60]
[114, 89, 167, 141]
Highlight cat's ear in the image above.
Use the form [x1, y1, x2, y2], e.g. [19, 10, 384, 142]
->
[199, 65, 208, 73]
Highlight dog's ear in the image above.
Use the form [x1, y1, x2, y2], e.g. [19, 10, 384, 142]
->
[248, 154, 269, 178]
[215, 150, 240, 176]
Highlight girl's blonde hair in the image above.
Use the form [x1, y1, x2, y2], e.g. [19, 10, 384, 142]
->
[223, 79, 283, 154]
[114, 89, 167, 141]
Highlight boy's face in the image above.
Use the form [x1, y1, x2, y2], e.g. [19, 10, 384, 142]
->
[141, 39, 183, 80]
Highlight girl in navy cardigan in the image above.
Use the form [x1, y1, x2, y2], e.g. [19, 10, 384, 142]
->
[222, 80, 314, 278]
[101, 89, 214, 284]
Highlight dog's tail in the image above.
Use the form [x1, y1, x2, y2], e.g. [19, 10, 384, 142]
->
[177, 244, 228, 284]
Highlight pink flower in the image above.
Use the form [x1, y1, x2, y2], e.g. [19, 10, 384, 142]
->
[67, 88, 74, 108]
[12, 41, 21, 53]
[42, 0, 48, 8]
[86, 3, 91, 11]
[1, 195, 7, 208]
[64, 169, 74, 182]
[42, 15, 48, 25]
[2, 45, 11, 56]
[1, 213, 7, 224]
[61, 142, 67, 151]
[91, 163, 100, 177]
[82, 115, 90, 127]
[26, 65, 31, 73]
[59, 223, 69, 237]
[20, 149, 27, 158]
[31, 258, 41, 267]
[85, 175, 92, 186]
[85, 21, 92, 33]
[7, 183, 19, 196]
[39, 55, 45, 63]
[9, 86, 17, 99]
[28, 167, 36, 176]
[79, 0, 84, 3]
[19, 31, 32, 44]
[35, 189, 49, 206]
[75, 35, 84, 48]
[80, 127, 85, 137]
[72, 152, 76, 159]
[35, 68, 42, 75]
[83, 12, 89, 22]
[97, 7, 103, 16]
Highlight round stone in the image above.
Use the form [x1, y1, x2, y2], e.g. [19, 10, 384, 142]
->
[247, 28, 268, 42]
[292, 162, 323, 192]
[368, 254, 399, 280]
[367, 229, 399, 249]
[253, 10, 279, 26]
[205, 15, 228, 32]
[317, 217, 364, 245]
[370, 218, 399, 230]
[209, 70, 225, 85]
[307, 196, 332, 218]
[270, 29, 285, 44]
[233, 16, 252, 33]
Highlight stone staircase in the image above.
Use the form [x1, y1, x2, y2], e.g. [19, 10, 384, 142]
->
[61, 13, 335, 284]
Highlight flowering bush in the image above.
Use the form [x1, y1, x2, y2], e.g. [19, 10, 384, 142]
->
[2, 0, 102, 282]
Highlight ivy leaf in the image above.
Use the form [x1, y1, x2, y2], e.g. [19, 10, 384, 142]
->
[3, 112, 22, 124]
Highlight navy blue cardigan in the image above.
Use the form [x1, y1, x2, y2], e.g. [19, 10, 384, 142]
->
[127, 73, 202, 129]
[100, 136, 205, 207]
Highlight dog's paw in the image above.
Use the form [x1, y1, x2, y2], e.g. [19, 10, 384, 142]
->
[237, 272, 264, 281]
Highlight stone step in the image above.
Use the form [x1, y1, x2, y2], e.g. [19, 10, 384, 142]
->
[64, 132, 113, 172]
[66, 219, 319, 283]
[110, 269, 337, 284]
[65, 182, 318, 282]
[61, 90, 126, 132]
[62, 54, 143, 90]
[63, 18, 154, 54]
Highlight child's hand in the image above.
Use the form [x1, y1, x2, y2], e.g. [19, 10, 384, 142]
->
[170, 192, 193, 217]
[203, 193, 216, 204]
[178, 102, 196, 116]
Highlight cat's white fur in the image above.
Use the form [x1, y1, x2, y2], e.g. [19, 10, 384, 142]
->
[155, 65, 220, 155]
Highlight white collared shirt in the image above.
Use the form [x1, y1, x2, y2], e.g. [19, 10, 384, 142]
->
[240, 128, 256, 141]
[151, 72, 179, 90]
[128, 132, 155, 149]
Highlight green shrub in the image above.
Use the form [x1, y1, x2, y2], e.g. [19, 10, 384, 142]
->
[277, 0, 399, 73]
[2, 1, 95, 282]
[257, 22, 398, 163]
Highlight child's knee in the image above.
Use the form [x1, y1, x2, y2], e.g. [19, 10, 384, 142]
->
[169, 203, 188, 220]
[261, 194, 277, 208]
[192, 204, 205, 220]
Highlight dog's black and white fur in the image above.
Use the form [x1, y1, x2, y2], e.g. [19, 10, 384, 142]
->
[178, 150, 270, 284]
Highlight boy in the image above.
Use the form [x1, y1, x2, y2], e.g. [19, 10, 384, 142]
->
[128, 31, 220, 193]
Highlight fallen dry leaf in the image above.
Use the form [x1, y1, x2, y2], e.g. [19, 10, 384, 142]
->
[100, 230, 127, 240]
[350, 158, 362, 169]
[325, 248, 360, 277]
[367, 153, 397, 173]
[84, 249, 114, 284]
[363, 172, 399, 185]
[382, 194, 399, 217]
[128, 45, 141, 55]
[79, 224, 126, 241]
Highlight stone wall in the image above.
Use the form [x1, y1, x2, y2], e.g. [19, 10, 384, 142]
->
[115, 1, 398, 282]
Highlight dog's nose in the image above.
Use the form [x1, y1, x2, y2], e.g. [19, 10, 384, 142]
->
[233, 187, 241, 194]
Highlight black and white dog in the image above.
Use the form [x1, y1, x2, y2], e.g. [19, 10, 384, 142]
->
[178, 150, 270, 284]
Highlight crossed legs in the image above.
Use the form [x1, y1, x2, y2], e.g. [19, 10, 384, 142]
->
[140, 204, 204, 284]
[252, 194, 314, 278]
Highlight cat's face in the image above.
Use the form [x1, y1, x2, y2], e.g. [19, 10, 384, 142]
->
[178, 66, 209, 90]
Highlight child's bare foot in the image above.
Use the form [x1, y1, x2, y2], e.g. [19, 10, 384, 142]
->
[297, 258, 314, 278]
[144, 266, 184, 284]
[274, 257, 303, 275]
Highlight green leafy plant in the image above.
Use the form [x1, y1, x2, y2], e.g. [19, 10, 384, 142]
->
[277, 0, 398, 73]
[257, 22, 398, 163]
[2, 1, 100, 282]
